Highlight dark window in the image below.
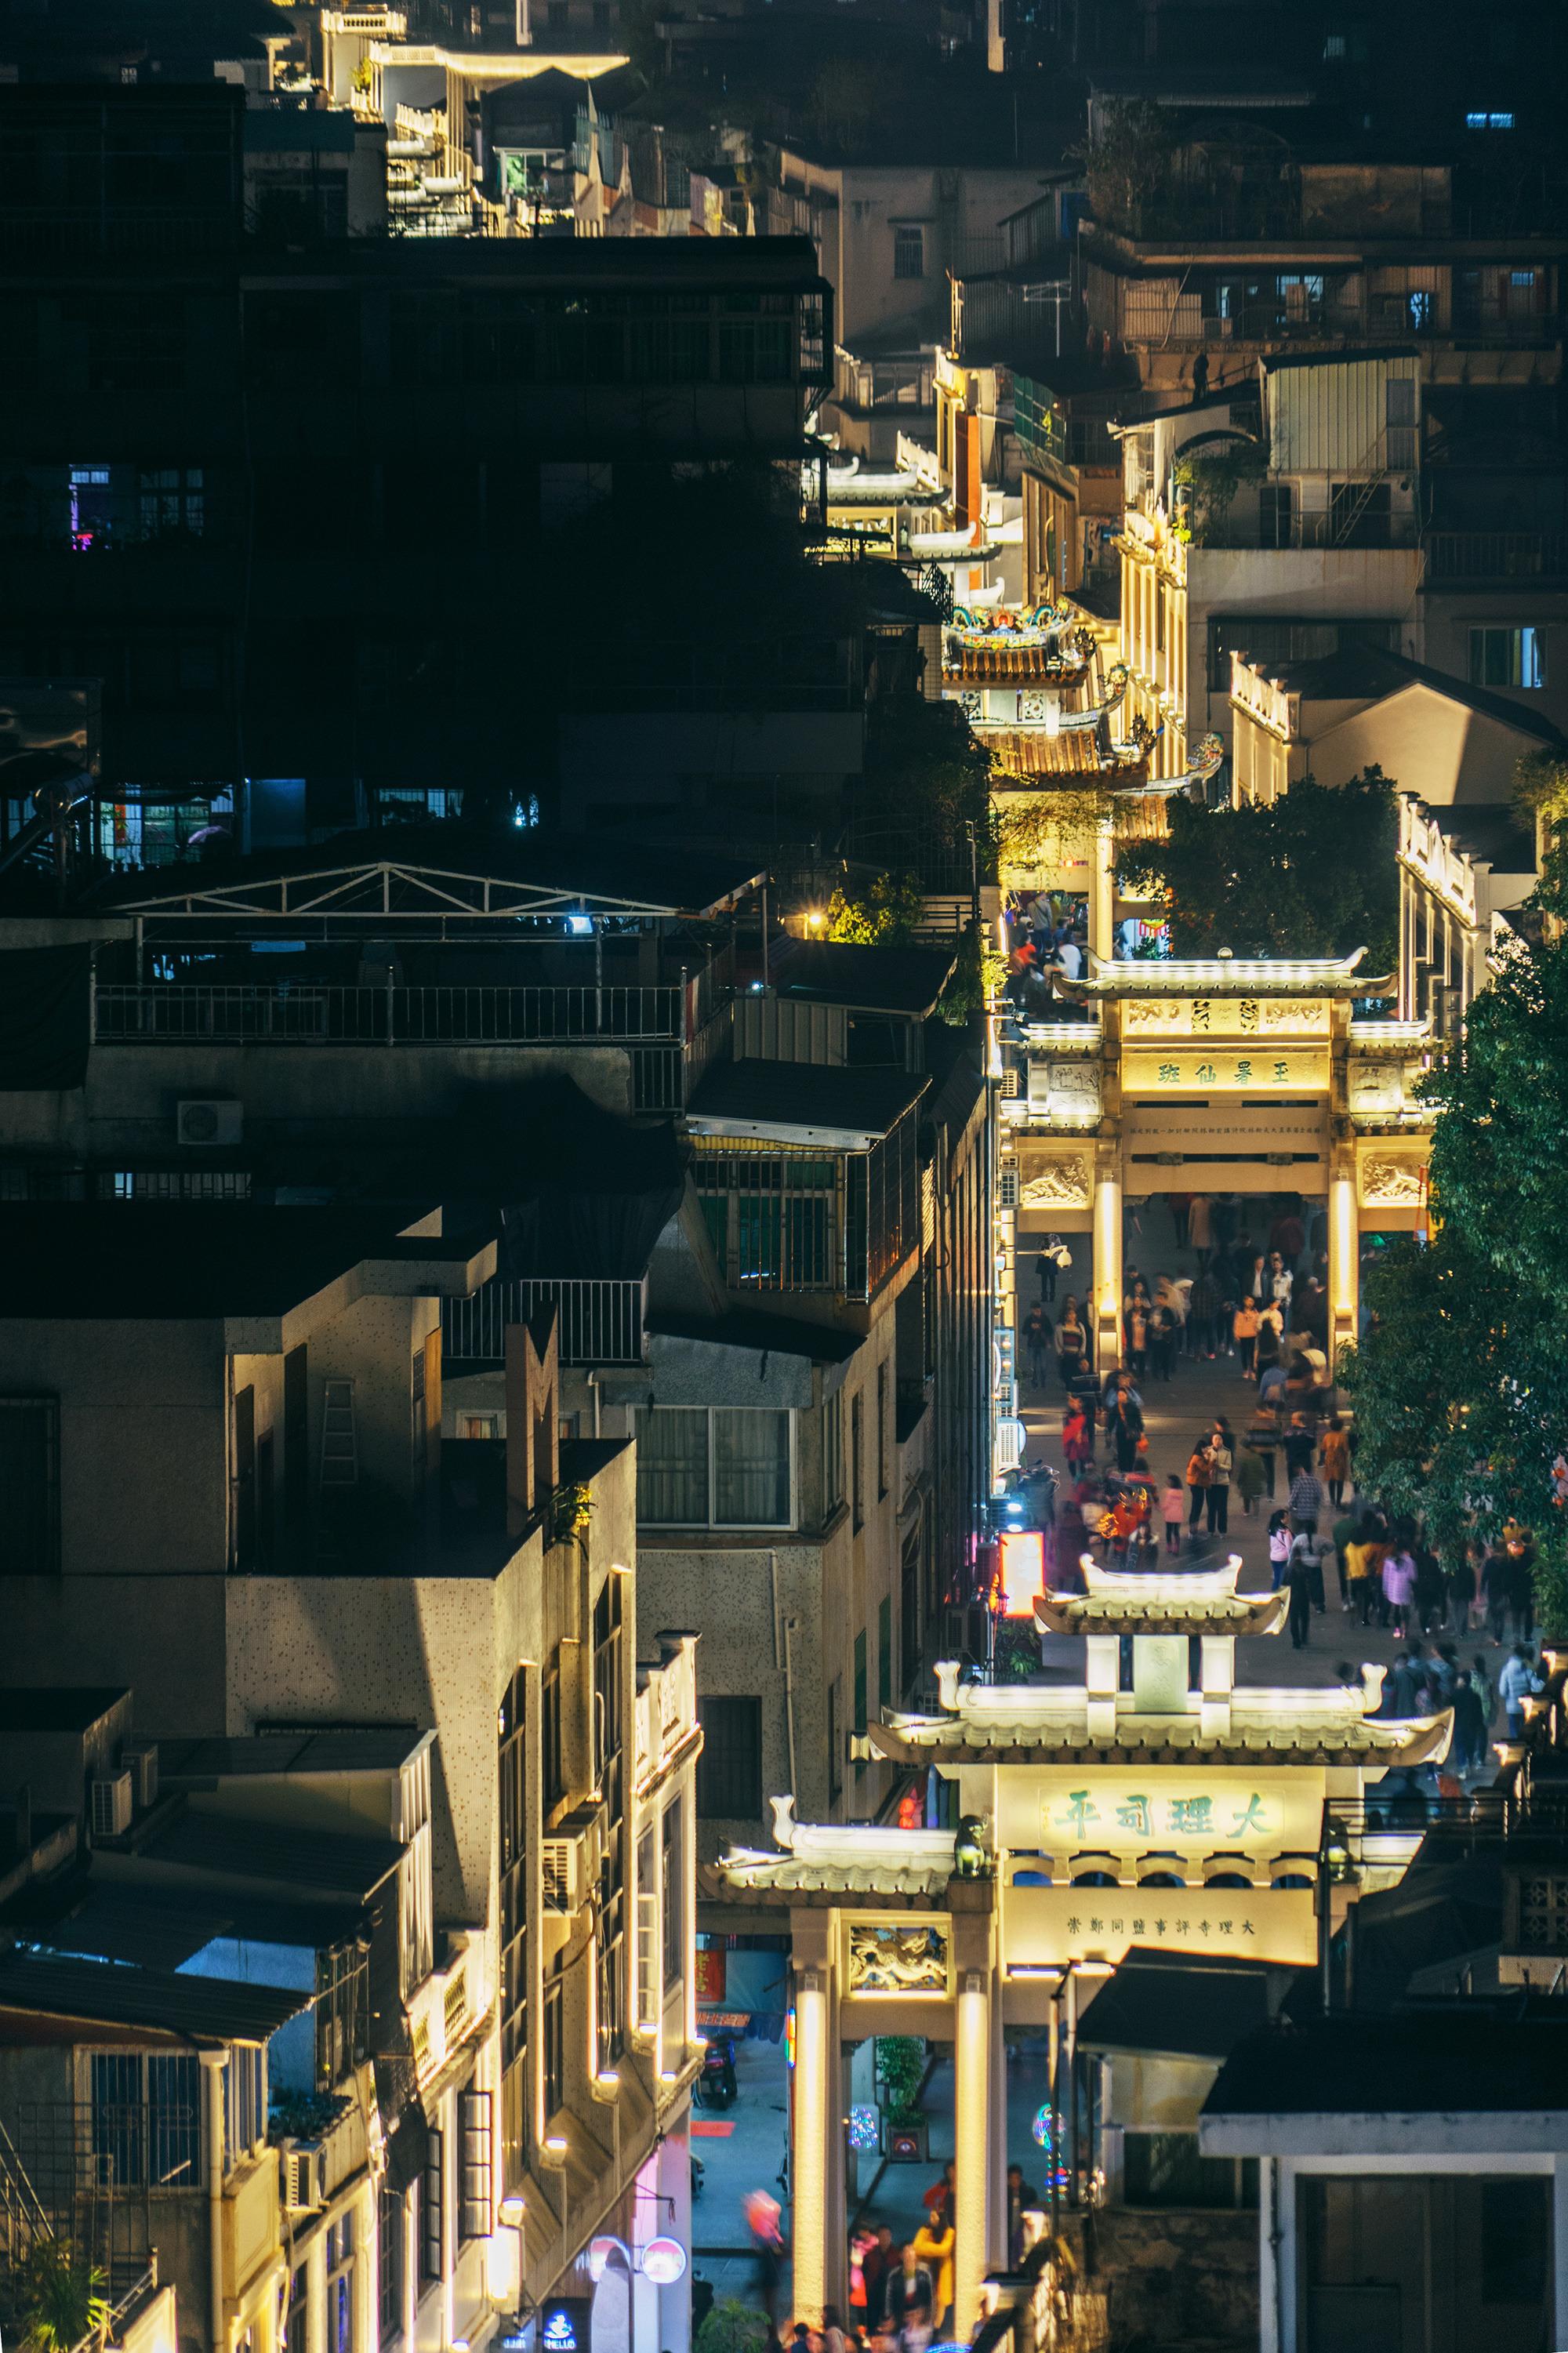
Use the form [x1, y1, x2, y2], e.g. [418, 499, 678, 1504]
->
[0, 1396, 59, 1574]
[900, 1528, 920, 1687]
[328, 2210, 353, 2353]
[878, 1596, 892, 1710]
[286, 2266, 307, 2353]
[1258, 482, 1294, 547]
[543, 1967, 564, 2118]
[284, 1342, 308, 1544]
[378, 2188, 404, 2343]
[662, 1799, 684, 1991]
[823, 1388, 844, 1516]
[234, 1385, 256, 1570]
[498, 1669, 527, 2184]
[458, 2089, 491, 2242]
[828, 1678, 842, 1799]
[851, 1393, 864, 1531]
[593, 1580, 626, 2070]
[420, 2130, 443, 2283]
[541, 1655, 564, 1810]
[695, 1695, 762, 1819]
[853, 1629, 868, 1742]
[1471, 626, 1547, 688]
[877, 1363, 888, 1498]
[1328, 478, 1390, 546]
[893, 224, 924, 280]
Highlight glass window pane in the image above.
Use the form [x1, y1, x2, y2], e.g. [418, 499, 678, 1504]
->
[634, 1407, 709, 1523]
[712, 1408, 789, 1525]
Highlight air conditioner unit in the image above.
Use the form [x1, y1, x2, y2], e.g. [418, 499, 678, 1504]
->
[176, 1099, 242, 1149]
[280, 2142, 325, 2213]
[122, 1740, 158, 1812]
[90, 1773, 132, 1841]
[542, 1803, 604, 1915]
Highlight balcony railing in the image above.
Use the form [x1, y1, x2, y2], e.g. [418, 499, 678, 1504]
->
[93, 984, 683, 1045]
[443, 1275, 647, 1367]
[1422, 530, 1568, 580]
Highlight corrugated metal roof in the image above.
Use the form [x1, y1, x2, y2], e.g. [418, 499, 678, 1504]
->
[687, 1058, 927, 1143]
[0, 1954, 311, 2043]
[158, 1730, 425, 1783]
[143, 1810, 403, 1898]
[5, 1882, 365, 1973]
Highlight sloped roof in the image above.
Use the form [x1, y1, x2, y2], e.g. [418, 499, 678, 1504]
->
[1255, 643, 1568, 750]
[1206, 2008, 1568, 2118]
[1076, 1946, 1287, 2061]
[0, 1954, 310, 2044]
[686, 1058, 927, 1145]
[768, 940, 956, 1015]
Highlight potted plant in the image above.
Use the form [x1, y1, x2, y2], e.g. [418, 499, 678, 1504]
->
[875, 2035, 928, 2160]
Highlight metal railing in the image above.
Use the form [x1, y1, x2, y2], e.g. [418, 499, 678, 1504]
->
[93, 984, 683, 1045]
[443, 1276, 647, 1367]
[1422, 531, 1568, 580]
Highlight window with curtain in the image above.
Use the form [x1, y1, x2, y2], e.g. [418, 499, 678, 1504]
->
[635, 1406, 708, 1523]
[635, 1407, 791, 1527]
[713, 1408, 789, 1524]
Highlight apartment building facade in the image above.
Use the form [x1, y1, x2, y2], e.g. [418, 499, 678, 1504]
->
[0, 1214, 701, 2353]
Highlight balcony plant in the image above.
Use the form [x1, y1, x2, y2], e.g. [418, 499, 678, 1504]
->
[18, 2242, 109, 2353]
[1171, 440, 1265, 546]
[876, 2034, 929, 2159]
[552, 1481, 593, 1548]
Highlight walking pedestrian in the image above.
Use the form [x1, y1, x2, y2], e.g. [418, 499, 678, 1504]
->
[1330, 1501, 1359, 1610]
[1023, 1303, 1049, 1387]
[1186, 1440, 1213, 1537]
[1161, 1473, 1185, 1554]
[1471, 1654, 1497, 1745]
[1105, 1379, 1144, 1473]
[1382, 1541, 1417, 1639]
[1236, 1440, 1267, 1516]
[1414, 1542, 1445, 1637]
[1450, 1670, 1486, 1777]
[1481, 1543, 1512, 1644]
[1287, 1527, 1316, 1648]
[1207, 1425, 1232, 1535]
[1268, 1508, 1291, 1592]
[1500, 1643, 1544, 1739]
[1288, 1462, 1324, 1538]
[1320, 1417, 1349, 1506]
[1233, 1295, 1260, 1378]
[1187, 1265, 1221, 1356]
[1054, 1298, 1087, 1389]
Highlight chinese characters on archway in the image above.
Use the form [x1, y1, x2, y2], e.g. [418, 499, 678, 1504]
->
[1051, 1789, 1272, 1840]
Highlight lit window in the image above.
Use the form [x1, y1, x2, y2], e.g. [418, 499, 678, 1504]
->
[1323, 32, 1346, 57]
[1470, 626, 1547, 690]
[1465, 109, 1515, 128]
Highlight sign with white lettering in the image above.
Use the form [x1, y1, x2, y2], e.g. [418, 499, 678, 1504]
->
[1123, 1047, 1329, 1094]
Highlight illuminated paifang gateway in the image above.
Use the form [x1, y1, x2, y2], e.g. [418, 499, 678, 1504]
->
[712, 1555, 1449, 2332]
[997, 948, 1435, 1374]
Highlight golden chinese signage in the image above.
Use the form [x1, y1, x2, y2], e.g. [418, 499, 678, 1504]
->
[1004, 1885, 1316, 1969]
[1123, 997, 1329, 1041]
[1123, 1047, 1329, 1094]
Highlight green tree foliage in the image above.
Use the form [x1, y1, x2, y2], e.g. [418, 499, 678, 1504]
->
[1076, 99, 1174, 236]
[1116, 769, 1397, 975]
[1341, 849, 1568, 1629]
[1171, 438, 1266, 543]
[695, 2303, 770, 2353]
[20, 2242, 110, 2353]
[825, 870, 925, 946]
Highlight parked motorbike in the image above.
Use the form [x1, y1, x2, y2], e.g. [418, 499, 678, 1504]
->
[695, 2030, 738, 2108]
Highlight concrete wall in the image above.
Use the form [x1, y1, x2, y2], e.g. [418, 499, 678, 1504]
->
[1303, 684, 1540, 802]
[0, 1318, 229, 1573]
[0, 1042, 633, 1160]
[1187, 546, 1422, 746]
